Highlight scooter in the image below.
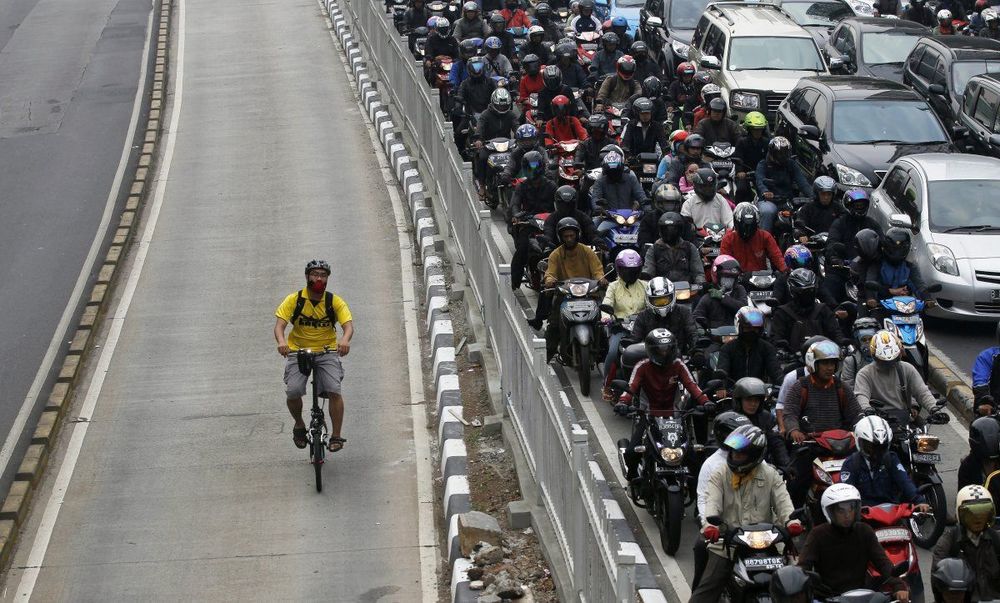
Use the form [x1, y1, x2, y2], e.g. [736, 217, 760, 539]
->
[596, 208, 643, 264]
[575, 31, 600, 68]
[697, 222, 728, 281]
[865, 282, 943, 383]
[861, 503, 923, 598]
[794, 428, 856, 527]
[631, 152, 661, 195]
[744, 270, 780, 319]
[552, 278, 604, 396]
[547, 139, 583, 187]
[484, 137, 514, 210]
[703, 516, 796, 602]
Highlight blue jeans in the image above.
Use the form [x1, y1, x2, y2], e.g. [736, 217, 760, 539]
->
[758, 199, 778, 233]
[604, 330, 627, 382]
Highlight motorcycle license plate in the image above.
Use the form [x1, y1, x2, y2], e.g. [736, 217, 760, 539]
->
[821, 459, 844, 473]
[611, 119, 621, 128]
[876, 527, 911, 543]
[893, 315, 921, 325]
[749, 290, 772, 299]
[744, 556, 783, 570]
[614, 233, 638, 244]
[642, 164, 657, 174]
[488, 153, 510, 167]
[912, 452, 940, 463]
[564, 300, 595, 312]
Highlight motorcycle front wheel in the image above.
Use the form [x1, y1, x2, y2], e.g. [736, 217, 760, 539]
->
[576, 343, 591, 397]
[911, 479, 947, 548]
[660, 488, 684, 555]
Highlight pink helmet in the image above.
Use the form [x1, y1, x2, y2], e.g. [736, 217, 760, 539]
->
[711, 254, 741, 284]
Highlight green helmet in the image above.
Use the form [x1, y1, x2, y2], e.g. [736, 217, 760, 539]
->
[743, 111, 767, 129]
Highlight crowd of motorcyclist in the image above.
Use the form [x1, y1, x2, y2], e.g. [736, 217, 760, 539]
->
[389, 0, 1000, 599]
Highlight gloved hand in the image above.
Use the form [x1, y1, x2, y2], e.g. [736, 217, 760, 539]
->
[786, 519, 804, 537]
[709, 287, 724, 300]
[702, 525, 720, 543]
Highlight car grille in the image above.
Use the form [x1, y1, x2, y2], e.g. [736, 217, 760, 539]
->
[765, 93, 785, 118]
[974, 302, 1000, 314]
[976, 270, 1000, 285]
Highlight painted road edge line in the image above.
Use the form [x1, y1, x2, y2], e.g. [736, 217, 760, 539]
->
[0, 0, 171, 575]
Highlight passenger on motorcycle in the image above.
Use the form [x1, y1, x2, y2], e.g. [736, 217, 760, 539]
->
[933, 8, 958, 35]
[654, 130, 689, 181]
[839, 316, 879, 391]
[718, 308, 784, 386]
[732, 376, 790, 467]
[544, 185, 596, 245]
[638, 183, 686, 249]
[554, 42, 590, 89]
[601, 250, 648, 400]
[472, 88, 517, 193]
[590, 151, 647, 211]
[590, 32, 624, 77]
[798, 483, 910, 601]
[861, 227, 928, 311]
[664, 134, 709, 185]
[694, 98, 744, 147]
[630, 42, 663, 82]
[755, 136, 812, 233]
[903, 0, 935, 25]
[424, 18, 460, 72]
[509, 151, 558, 288]
[972, 322, 1000, 412]
[570, 0, 601, 34]
[680, 168, 734, 229]
[692, 424, 798, 603]
[502, 124, 550, 182]
[695, 257, 748, 329]
[776, 335, 832, 434]
[824, 189, 882, 302]
[537, 66, 580, 123]
[544, 95, 588, 142]
[626, 76, 668, 124]
[594, 56, 641, 110]
[843, 416, 929, 510]
[500, 0, 531, 29]
[449, 38, 480, 91]
[487, 12, 517, 58]
[401, 0, 431, 32]
[783, 339, 861, 506]
[720, 202, 786, 273]
[518, 54, 545, 101]
[932, 486, 1000, 602]
[540, 218, 607, 358]
[854, 330, 938, 420]
[453, 1, 490, 40]
[691, 84, 722, 130]
[608, 16, 633, 50]
[772, 268, 846, 354]
[619, 328, 709, 477]
[620, 97, 669, 156]
[482, 36, 513, 79]
[641, 211, 704, 285]
[519, 25, 554, 64]
[794, 175, 841, 239]
[666, 62, 697, 116]
[981, 8, 1000, 40]
[630, 277, 701, 358]
[532, 3, 563, 43]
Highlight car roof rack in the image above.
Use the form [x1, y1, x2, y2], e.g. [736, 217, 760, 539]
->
[706, 1, 793, 26]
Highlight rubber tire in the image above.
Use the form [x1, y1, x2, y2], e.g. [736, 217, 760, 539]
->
[312, 438, 324, 493]
[662, 489, 684, 556]
[912, 480, 946, 549]
[577, 343, 591, 397]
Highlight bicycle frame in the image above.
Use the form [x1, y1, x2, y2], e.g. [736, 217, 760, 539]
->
[296, 349, 330, 492]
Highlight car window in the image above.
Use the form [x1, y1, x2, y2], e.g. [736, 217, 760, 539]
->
[703, 25, 725, 59]
[917, 49, 940, 82]
[897, 175, 921, 225]
[672, 0, 713, 30]
[964, 80, 980, 114]
[974, 86, 1000, 129]
[951, 61, 1000, 97]
[831, 99, 949, 143]
[727, 37, 825, 71]
[813, 95, 830, 128]
[834, 28, 855, 57]
[692, 15, 709, 47]
[907, 45, 924, 73]
[792, 88, 820, 122]
[882, 167, 908, 203]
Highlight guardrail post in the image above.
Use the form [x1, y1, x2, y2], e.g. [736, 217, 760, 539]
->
[570, 428, 588, 600]
[615, 551, 636, 603]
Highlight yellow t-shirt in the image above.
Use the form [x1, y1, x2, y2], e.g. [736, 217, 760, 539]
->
[275, 288, 353, 352]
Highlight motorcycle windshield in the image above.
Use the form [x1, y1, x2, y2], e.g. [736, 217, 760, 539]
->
[894, 322, 919, 345]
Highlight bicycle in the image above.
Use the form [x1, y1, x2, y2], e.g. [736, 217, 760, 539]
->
[295, 349, 331, 492]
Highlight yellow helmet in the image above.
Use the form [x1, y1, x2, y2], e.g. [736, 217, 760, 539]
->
[869, 329, 902, 362]
[743, 111, 767, 129]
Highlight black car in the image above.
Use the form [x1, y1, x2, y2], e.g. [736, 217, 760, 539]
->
[903, 35, 1000, 131]
[774, 76, 954, 189]
[779, 0, 858, 46]
[957, 73, 1000, 157]
[638, 0, 714, 74]
[823, 17, 928, 83]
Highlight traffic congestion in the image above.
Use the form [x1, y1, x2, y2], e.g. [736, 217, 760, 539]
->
[390, 0, 1000, 599]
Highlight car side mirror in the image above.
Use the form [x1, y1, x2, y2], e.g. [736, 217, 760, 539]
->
[952, 124, 970, 139]
[889, 213, 913, 229]
[646, 16, 663, 28]
[929, 83, 947, 96]
[798, 125, 822, 140]
[699, 56, 721, 70]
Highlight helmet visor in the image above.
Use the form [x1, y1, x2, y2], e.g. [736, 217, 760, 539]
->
[649, 294, 673, 308]
[959, 501, 995, 531]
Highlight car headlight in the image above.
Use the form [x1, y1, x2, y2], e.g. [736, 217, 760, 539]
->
[671, 40, 690, 59]
[730, 91, 760, 110]
[927, 243, 959, 276]
[835, 164, 872, 187]
[660, 447, 684, 465]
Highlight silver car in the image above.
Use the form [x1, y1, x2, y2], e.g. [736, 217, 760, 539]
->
[869, 153, 1000, 321]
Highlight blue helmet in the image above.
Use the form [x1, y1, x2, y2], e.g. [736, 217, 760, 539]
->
[612, 16, 628, 28]
[784, 244, 813, 269]
[844, 188, 870, 217]
[485, 36, 502, 50]
[515, 123, 538, 140]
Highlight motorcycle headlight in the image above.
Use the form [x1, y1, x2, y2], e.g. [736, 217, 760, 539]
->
[671, 40, 690, 59]
[749, 274, 775, 288]
[495, 140, 509, 152]
[569, 282, 589, 297]
[835, 164, 872, 187]
[615, 214, 627, 225]
[927, 243, 959, 276]
[915, 434, 939, 452]
[737, 530, 779, 550]
[730, 91, 760, 110]
[660, 447, 684, 465]
[626, 214, 636, 225]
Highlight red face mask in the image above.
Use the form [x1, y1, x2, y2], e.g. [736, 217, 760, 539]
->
[308, 278, 327, 293]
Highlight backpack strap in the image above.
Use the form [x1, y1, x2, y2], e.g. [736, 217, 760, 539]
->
[894, 362, 910, 409]
[289, 291, 337, 329]
[798, 375, 811, 412]
[289, 290, 306, 326]
[324, 291, 337, 327]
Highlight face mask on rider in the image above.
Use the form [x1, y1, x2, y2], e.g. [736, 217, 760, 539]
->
[719, 275, 736, 293]
[308, 277, 327, 294]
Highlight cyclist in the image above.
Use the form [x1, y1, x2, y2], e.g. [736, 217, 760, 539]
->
[274, 260, 353, 453]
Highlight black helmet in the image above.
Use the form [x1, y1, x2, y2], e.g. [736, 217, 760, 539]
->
[658, 212, 684, 245]
[713, 411, 752, 447]
[523, 53, 541, 75]
[459, 38, 478, 58]
[788, 268, 818, 305]
[554, 185, 578, 210]
[691, 167, 718, 201]
[768, 136, 791, 164]
[535, 1, 552, 19]
[602, 151, 625, 179]
[855, 228, 881, 262]
[844, 188, 870, 218]
[644, 328, 678, 366]
[641, 75, 662, 98]
[724, 424, 767, 475]
[970, 416, 1000, 463]
[931, 558, 976, 595]
[522, 150, 545, 180]
[881, 227, 911, 264]
[556, 42, 576, 60]
[708, 97, 726, 113]
[543, 64, 562, 90]
[684, 133, 705, 152]
[630, 40, 649, 59]
[305, 259, 331, 275]
[633, 96, 654, 114]
[770, 566, 814, 603]
[489, 11, 506, 29]
[733, 202, 760, 240]
[579, 0, 594, 11]
[556, 216, 581, 240]
[587, 113, 609, 134]
[733, 377, 767, 404]
[652, 183, 682, 213]
[601, 31, 620, 48]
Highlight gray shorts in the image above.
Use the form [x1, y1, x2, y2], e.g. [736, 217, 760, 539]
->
[283, 353, 345, 399]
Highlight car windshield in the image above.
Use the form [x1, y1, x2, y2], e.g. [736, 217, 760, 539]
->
[669, 0, 711, 28]
[831, 99, 948, 144]
[952, 60, 1000, 96]
[861, 32, 921, 65]
[616, 0, 644, 6]
[728, 37, 825, 71]
[928, 180, 1000, 233]
[781, 1, 854, 26]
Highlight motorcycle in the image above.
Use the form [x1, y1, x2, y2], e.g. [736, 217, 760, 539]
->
[630, 152, 661, 195]
[772, 195, 812, 251]
[547, 139, 583, 187]
[430, 55, 454, 114]
[703, 517, 796, 602]
[508, 26, 529, 57]
[389, 0, 409, 33]
[697, 222, 728, 281]
[744, 270, 779, 319]
[604, 103, 627, 143]
[427, 0, 461, 22]
[794, 428, 856, 527]
[483, 137, 515, 210]
[575, 31, 600, 68]
[704, 142, 738, 208]
[860, 503, 923, 596]
[513, 211, 553, 292]
[552, 278, 604, 396]
[864, 282, 943, 383]
[596, 208, 643, 264]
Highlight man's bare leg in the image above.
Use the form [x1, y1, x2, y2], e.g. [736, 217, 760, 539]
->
[328, 392, 345, 451]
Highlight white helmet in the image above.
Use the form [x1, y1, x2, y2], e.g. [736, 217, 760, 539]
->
[956, 484, 995, 531]
[528, 24, 545, 36]
[821, 483, 861, 523]
[984, 7, 999, 22]
[804, 339, 841, 373]
[870, 329, 902, 362]
[938, 8, 953, 20]
[854, 415, 892, 461]
[645, 277, 675, 317]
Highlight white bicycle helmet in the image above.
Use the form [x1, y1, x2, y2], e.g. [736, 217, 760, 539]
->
[821, 483, 861, 524]
[870, 329, 902, 362]
[854, 416, 892, 461]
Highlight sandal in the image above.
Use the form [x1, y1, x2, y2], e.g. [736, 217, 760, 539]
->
[292, 426, 308, 449]
[328, 436, 347, 453]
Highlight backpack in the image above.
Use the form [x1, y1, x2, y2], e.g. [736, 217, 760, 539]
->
[797, 374, 849, 414]
[289, 290, 337, 328]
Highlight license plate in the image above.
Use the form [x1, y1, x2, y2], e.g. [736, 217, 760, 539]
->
[993, 289, 1000, 302]
[821, 459, 844, 473]
[912, 452, 940, 463]
[744, 556, 783, 569]
[643, 164, 657, 174]
[489, 152, 510, 163]
[876, 527, 911, 543]
[893, 315, 921, 325]
[614, 233, 638, 244]
[749, 291, 772, 299]
[611, 119, 621, 128]
[564, 300, 595, 312]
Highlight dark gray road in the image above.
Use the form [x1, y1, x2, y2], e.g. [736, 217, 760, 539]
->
[0, 0, 152, 486]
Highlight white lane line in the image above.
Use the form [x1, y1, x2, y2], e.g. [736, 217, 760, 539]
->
[322, 5, 440, 598]
[0, 2, 157, 482]
[13, 0, 185, 597]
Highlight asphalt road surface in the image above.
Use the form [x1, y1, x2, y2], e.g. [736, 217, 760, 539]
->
[0, 0, 152, 491]
[2, 0, 430, 599]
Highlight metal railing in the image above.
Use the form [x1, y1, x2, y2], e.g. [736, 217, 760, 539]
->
[333, 1, 641, 600]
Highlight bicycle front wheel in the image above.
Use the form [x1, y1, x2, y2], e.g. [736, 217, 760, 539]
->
[312, 436, 324, 493]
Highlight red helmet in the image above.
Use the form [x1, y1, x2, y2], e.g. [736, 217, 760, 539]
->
[552, 94, 570, 117]
[617, 55, 637, 80]
[602, 18, 613, 31]
[977, 0, 989, 10]
[676, 61, 696, 78]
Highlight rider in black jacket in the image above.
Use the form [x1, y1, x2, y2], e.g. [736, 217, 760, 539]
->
[731, 377, 791, 468]
[509, 154, 558, 288]
[543, 186, 597, 245]
[771, 268, 847, 352]
[717, 307, 783, 385]
[631, 277, 700, 358]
